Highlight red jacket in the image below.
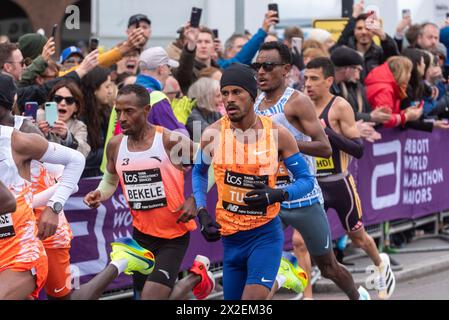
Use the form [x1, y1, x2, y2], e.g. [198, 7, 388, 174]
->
[365, 62, 406, 127]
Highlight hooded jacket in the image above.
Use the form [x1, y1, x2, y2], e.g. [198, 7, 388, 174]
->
[365, 62, 407, 127]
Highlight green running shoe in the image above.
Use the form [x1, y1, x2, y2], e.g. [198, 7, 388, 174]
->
[278, 256, 308, 293]
[110, 237, 155, 275]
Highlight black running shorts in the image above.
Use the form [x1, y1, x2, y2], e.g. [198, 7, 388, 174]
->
[318, 174, 364, 233]
[132, 227, 190, 290]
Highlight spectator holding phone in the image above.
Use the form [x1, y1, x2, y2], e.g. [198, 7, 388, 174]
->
[334, 0, 399, 77]
[365, 56, 423, 128]
[37, 80, 91, 157]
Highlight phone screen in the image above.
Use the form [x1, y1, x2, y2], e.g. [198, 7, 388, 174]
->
[24, 102, 38, 120]
[89, 38, 99, 51]
[51, 24, 57, 38]
[291, 37, 302, 54]
[402, 9, 411, 19]
[45, 102, 58, 127]
[190, 7, 202, 28]
[268, 3, 279, 21]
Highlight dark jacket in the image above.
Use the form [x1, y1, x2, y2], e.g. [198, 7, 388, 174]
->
[335, 17, 400, 77]
[17, 71, 81, 112]
[186, 105, 222, 142]
[332, 81, 372, 122]
[174, 46, 221, 95]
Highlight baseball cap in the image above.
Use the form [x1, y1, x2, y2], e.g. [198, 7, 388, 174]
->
[60, 46, 84, 64]
[128, 14, 151, 28]
[139, 47, 179, 69]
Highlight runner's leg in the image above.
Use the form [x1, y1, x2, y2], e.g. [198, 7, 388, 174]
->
[0, 269, 36, 300]
[292, 230, 313, 299]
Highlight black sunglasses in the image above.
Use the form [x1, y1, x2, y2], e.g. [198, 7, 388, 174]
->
[251, 62, 285, 72]
[54, 95, 77, 105]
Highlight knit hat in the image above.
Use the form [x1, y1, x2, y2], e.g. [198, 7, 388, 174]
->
[220, 63, 258, 101]
[307, 28, 332, 44]
[18, 33, 48, 60]
[331, 46, 364, 67]
[0, 74, 17, 110]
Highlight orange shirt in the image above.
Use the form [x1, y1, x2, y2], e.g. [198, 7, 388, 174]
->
[213, 116, 280, 236]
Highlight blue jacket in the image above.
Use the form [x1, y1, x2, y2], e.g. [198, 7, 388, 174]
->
[440, 26, 449, 66]
[218, 28, 267, 69]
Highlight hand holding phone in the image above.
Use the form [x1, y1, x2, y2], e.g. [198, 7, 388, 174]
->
[45, 102, 58, 127]
[212, 29, 219, 39]
[190, 7, 202, 28]
[268, 3, 279, 23]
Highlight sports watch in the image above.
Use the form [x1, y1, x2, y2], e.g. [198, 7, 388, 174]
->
[50, 202, 63, 214]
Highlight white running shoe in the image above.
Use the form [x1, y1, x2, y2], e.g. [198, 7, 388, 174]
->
[358, 286, 371, 300]
[376, 253, 396, 300]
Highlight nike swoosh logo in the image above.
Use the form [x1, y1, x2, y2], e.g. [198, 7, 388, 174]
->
[291, 162, 299, 166]
[253, 150, 269, 156]
[261, 278, 273, 283]
[54, 286, 66, 294]
[150, 156, 162, 162]
[127, 251, 154, 270]
[324, 236, 330, 249]
[158, 269, 170, 280]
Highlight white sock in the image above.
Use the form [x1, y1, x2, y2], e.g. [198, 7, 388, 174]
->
[276, 274, 287, 288]
[110, 259, 128, 275]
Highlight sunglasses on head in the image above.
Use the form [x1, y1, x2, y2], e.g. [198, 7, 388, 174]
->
[54, 95, 77, 105]
[251, 62, 285, 72]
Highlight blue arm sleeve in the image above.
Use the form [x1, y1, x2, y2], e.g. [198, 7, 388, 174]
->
[218, 28, 267, 69]
[192, 149, 211, 208]
[283, 153, 314, 201]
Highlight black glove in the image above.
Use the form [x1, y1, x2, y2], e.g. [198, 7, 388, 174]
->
[197, 208, 221, 242]
[243, 183, 287, 208]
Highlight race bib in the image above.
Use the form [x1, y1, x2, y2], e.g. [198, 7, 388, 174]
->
[276, 162, 291, 187]
[122, 169, 167, 210]
[316, 157, 335, 171]
[0, 213, 15, 239]
[222, 171, 269, 216]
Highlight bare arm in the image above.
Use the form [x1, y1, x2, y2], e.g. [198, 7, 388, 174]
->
[334, 98, 361, 139]
[0, 181, 16, 214]
[285, 93, 332, 158]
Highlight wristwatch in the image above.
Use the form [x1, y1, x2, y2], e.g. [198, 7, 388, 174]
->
[49, 202, 63, 214]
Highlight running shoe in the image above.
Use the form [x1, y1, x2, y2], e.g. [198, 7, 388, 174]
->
[110, 237, 155, 275]
[278, 256, 308, 294]
[189, 255, 215, 300]
[358, 286, 371, 300]
[376, 253, 396, 299]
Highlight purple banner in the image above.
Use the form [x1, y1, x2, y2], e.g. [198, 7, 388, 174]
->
[65, 128, 449, 291]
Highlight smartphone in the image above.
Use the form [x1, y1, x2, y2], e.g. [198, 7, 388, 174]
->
[402, 9, 411, 19]
[291, 37, 302, 54]
[89, 37, 99, 52]
[51, 24, 57, 39]
[446, 12, 449, 19]
[190, 7, 202, 28]
[212, 29, 219, 39]
[24, 102, 38, 120]
[268, 3, 279, 22]
[45, 102, 58, 127]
